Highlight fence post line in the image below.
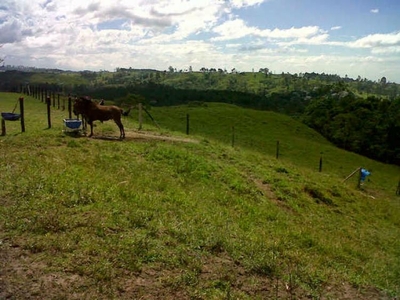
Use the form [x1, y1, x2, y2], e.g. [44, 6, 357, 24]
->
[357, 167, 363, 189]
[68, 95, 72, 119]
[319, 154, 323, 172]
[46, 96, 51, 128]
[19, 97, 25, 133]
[138, 103, 143, 130]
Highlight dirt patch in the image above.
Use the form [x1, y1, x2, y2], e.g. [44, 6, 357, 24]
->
[84, 130, 199, 144]
[253, 178, 296, 213]
[124, 131, 199, 144]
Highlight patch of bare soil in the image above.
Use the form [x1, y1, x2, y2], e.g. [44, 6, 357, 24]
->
[86, 130, 199, 144]
[124, 131, 199, 144]
[0, 239, 392, 300]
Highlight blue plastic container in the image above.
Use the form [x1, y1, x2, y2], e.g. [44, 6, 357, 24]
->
[1, 112, 21, 121]
[63, 119, 82, 129]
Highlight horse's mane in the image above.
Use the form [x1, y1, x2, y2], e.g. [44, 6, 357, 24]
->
[78, 96, 98, 108]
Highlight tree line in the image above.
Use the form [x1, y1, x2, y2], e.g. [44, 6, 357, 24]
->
[302, 85, 400, 165]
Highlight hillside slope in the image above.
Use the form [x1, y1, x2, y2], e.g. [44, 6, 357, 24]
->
[1, 93, 399, 299]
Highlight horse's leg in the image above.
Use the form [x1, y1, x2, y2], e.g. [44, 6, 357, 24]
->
[121, 123, 125, 139]
[81, 115, 87, 132]
[118, 122, 125, 139]
[88, 120, 94, 137]
[115, 119, 125, 139]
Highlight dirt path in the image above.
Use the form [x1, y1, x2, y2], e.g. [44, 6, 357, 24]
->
[124, 131, 199, 144]
[85, 130, 200, 144]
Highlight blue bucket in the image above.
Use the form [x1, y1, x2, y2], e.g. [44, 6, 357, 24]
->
[1, 112, 21, 121]
[63, 119, 82, 129]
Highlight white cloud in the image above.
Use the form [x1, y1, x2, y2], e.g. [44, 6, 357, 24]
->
[349, 32, 400, 48]
[229, 0, 266, 8]
[211, 19, 257, 41]
[263, 26, 324, 39]
[331, 26, 342, 31]
[370, 8, 379, 13]
[371, 46, 400, 54]
[212, 19, 326, 43]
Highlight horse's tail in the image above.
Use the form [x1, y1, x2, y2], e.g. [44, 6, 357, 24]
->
[122, 107, 131, 116]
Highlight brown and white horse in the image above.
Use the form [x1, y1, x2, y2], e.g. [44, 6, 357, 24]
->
[73, 97, 129, 139]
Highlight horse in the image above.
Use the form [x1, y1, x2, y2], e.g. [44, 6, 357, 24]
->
[73, 97, 129, 139]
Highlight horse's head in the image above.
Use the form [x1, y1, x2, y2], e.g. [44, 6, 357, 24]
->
[72, 98, 82, 116]
[73, 96, 92, 116]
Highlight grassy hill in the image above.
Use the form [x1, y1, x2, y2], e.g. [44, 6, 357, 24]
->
[1, 92, 399, 299]
[1, 68, 398, 99]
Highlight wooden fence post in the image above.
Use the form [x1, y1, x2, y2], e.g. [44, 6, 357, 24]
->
[1, 118, 5, 136]
[357, 168, 363, 189]
[319, 154, 323, 172]
[46, 96, 51, 128]
[143, 106, 161, 129]
[19, 97, 25, 133]
[68, 95, 72, 119]
[343, 167, 361, 183]
[138, 103, 143, 130]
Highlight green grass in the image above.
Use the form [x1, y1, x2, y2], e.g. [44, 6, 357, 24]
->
[1, 92, 399, 299]
[146, 102, 400, 193]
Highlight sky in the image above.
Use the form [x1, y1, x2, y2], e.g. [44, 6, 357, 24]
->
[1, 0, 400, 82]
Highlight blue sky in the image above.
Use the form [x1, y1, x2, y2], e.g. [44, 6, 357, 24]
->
[248, 0, 398, 32]
[1, 0, 399, 82]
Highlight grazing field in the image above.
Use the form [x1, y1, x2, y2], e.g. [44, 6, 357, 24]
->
[1, 92, 399, 299]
